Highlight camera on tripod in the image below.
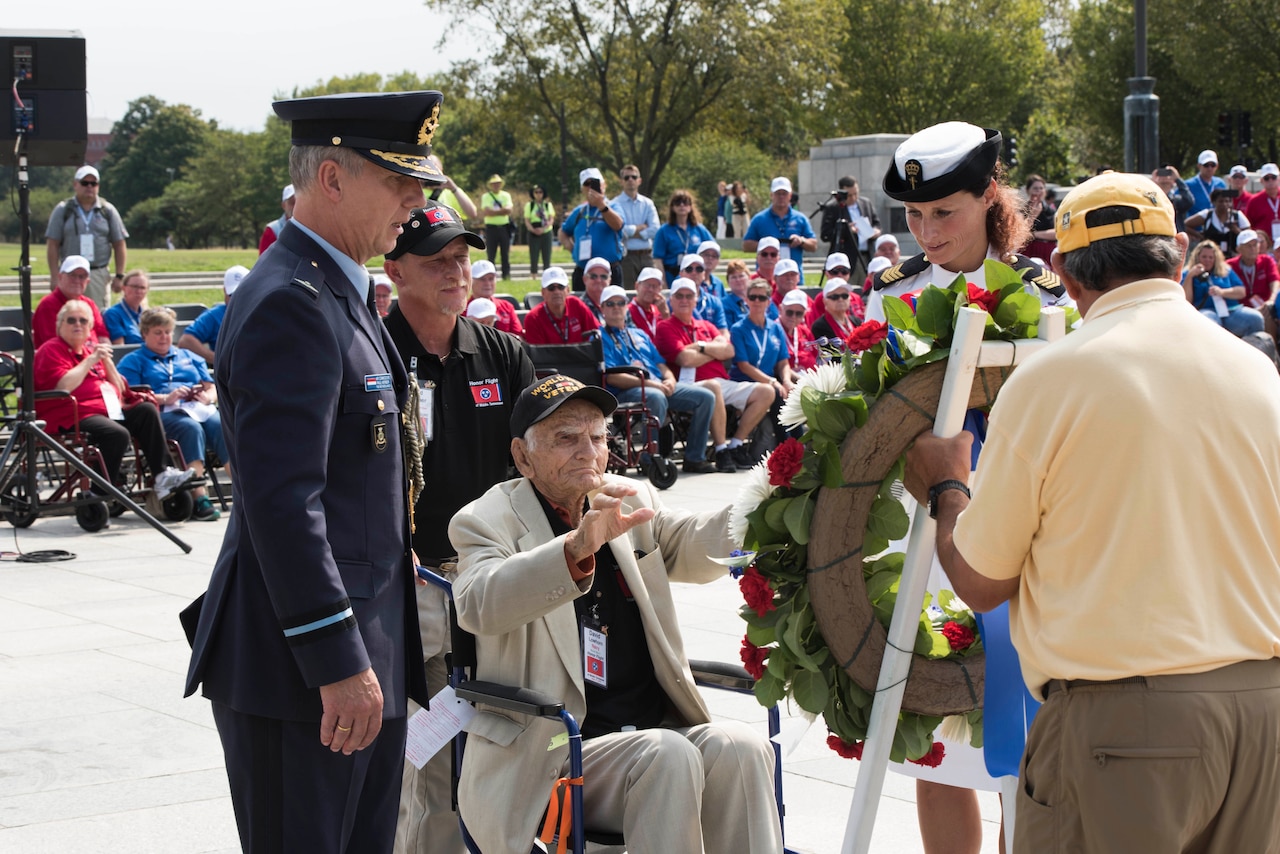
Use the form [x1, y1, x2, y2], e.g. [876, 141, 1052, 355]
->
[830, 189, 849, 202]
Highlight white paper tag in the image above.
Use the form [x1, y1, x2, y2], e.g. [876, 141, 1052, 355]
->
[1272, 222, 1280, 246]
[771, 712, 817, 758]
[578, 237, 592, 260]
[852, 215, 873, 250]
[101, 383, 125, 420]
[419, 381, 434, 442]
[404, 684, 477, 769]
[678, 366, 696, 384]
[778, 244, 791, 262]
[583, 625, 607, 688]
[1211, 294, 1230, 318]
[79, 233, 95, 262]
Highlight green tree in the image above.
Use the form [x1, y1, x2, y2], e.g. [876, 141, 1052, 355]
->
[100, 99, 212, 217]
[658, 130, 779, 215]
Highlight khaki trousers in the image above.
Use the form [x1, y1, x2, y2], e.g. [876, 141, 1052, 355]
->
[1016, 658, 1280, 854]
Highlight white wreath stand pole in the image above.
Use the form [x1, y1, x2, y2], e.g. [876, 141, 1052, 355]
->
[842, 305, 1066, 854]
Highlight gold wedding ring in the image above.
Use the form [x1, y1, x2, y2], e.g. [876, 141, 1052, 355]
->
[336, 724, 352, 732]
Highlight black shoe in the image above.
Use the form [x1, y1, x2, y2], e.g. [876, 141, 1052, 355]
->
[683, 459, 717, 474]
[714, 448, 738, 473]
[731, 444, 756, 468]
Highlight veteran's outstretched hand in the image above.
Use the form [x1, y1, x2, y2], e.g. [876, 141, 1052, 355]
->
[904, 430, 973, 504]
[566, 482, 655, 562]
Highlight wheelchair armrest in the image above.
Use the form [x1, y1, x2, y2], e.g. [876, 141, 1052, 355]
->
[690, 659, 755, 692]
[33, 389, 71, 400]
[131, 384, 153, 392]
[455, 680, 566, 719]
[603, 365, 648, 380]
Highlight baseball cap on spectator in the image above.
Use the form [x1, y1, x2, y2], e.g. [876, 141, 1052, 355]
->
[471, 260, 496, 278]
[757, 237, 781, 253]
[60, 255, 90, 274]
[867, 256, 893, 276]
[680, 254, 703, 271]
[1229, 165, 1248, 178]
[579, 168, 604, 185]
[372, 274, 393, 293]
[1198, 150, 1218, 166]
[466, 298, 497, 320]
[386, 201, 485, 261]
[825, 252, 851, 271]
[600, 285, 628, 304]
[780, 289, 809, 309]
[510, 374, 617, 439]
[1260, 163, 1280, 178]
[697, 240, 721, 255]
[223, 265, 249, 295]
[770, 177, 793, 194]
[636, 268, 664, 286]
[282, 184, 296, 202]
[488, 174, 503, 185]
[774, 258, 800, 276]
[1237, 229, 1260, 246]
[74, 165, 99, 182]
[541, 267, 570, 289]
[874, 234, 899, 251]
[1054, 172, 1176, 254]
[883, 122, 999, 203]
[823, 278, 851, 298]
[669, 278, 698, 296]
[585, 257, 611, 274]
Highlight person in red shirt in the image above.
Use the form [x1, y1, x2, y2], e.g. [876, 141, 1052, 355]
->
[1245, 163, 1280, 247]
[1228, 229, 1280, 311]
[32, 255, 109, 346]
[523, 267, 599, 345]
[1227, 165, 1255, 214]
[778, 289, 818, 372]
[655, 279, 772, 468]
[469, 260, 523, 337]
[628, 267, 668, 340]
[258, 184, 295, 254]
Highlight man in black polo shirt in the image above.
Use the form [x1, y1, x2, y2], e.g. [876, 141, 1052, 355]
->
[381, 201, 535, 854]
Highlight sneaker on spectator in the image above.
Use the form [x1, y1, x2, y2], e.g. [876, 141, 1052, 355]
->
[714, 448, 738, 473]
[731, 444, 756, 468]
[154, 466, 196, 501]
[192, 495, 221, 521]
[683, 459, 716, 474]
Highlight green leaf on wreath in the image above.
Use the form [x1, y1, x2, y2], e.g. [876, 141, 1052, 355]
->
[914, 286, 954, 339]
[783, 491, 815, 545]
[799, 386, 825, 435]
[866, 496, 910, 540]
[897, 328, 934, 361]
[792, 669, 830, 713]
[946, 272, 969, 295]
[878, 457, 905, 500]
[819, 444, 844, 488]
[764, 498, 792, 535]
[814, 398, 857, 439]
[984, 258, 1026, 293]
[745, 622, 777, 647]
[916, 614, 952, 658]
[996, 291, 1040, 327]
[862, 532, 889, 559]
[753, 670, 787, 707]
[853, 349, 882, 396]
[883, 295, 918, 333]
[966, 709, 984, 748]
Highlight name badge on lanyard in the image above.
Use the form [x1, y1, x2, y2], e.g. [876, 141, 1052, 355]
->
[410, 357, 434, 443]
[582, 604, 608, 688]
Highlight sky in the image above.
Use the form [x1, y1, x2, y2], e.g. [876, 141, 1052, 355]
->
[17, 0, 478, 133]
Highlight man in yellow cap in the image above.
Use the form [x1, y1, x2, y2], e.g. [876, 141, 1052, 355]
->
[481, 173, 513, 280]
[905, 172, 1280, 852]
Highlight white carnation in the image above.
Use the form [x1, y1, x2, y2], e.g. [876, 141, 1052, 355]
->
[777, 362, 849, 429]
[729, 458, 775, 546]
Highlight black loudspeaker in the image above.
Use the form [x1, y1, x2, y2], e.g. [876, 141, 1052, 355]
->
[0, 29, 87, 167]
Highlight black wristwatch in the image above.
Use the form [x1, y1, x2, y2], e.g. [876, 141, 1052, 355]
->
[927, 479, 971, 518]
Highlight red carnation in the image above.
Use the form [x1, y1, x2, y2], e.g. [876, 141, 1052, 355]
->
[767, 438, 805, 487]
[941, 620, 976, 651]
[740, 637, 769, 679]
[965, 282, 1001, 314]
[739, 567, 776, 617]
[827, 734, 864, 760]
[908, 741, 946, 768]
[846, 319, 888, 353]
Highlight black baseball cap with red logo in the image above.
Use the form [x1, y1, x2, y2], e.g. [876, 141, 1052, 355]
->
[385, 201, 485, 261]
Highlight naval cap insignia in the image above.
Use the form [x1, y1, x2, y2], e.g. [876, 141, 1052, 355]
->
[418, 103, 441, 146]
[904, 160, 923, 190]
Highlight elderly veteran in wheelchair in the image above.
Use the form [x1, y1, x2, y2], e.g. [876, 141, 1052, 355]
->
[33, 299, 194, 500]
[449, 374, 782, 854]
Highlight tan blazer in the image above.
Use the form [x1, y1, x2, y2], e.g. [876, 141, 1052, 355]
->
[448, 475, 734, 854]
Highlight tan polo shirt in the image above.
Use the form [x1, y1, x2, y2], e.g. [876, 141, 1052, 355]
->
[955, 277, 1280, 699]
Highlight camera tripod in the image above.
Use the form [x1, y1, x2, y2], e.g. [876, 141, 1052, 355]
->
[812, 193, 869, 289]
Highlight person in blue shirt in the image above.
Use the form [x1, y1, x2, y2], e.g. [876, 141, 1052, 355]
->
[729, 279, 795, 393]
[679, 253, 727, 330]
[1187, 151, 1228, 213]
[742, 177, 817, 270]
[598, 285, 722, 474]
[1181, 239, 1264, 337]
[698, 239, 727, 299]
[179, 265, 245, 367]
[652, 190, 714, 284]
[559, 167, 625, 293]
[103, 269, 149, 344]
[116, 306, 227, 521]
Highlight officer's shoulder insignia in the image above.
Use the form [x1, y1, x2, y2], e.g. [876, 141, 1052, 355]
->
[289, 277, 320, 298]
[1008, 253, 1066, 299]
[873, 251, 930, 291]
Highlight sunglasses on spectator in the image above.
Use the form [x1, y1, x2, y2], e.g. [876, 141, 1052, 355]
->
[759, 250, 779, 258]
[827, 292, 850, 300]
[622, 174, 640, 181]
[603, 300, 627, 308]
[1265, 175, 1279, 181]
[544, 283, 567, 291]
[673, 201, 691, 207]
[784, 310, 806, 318]
[79, 180, 98, 187]
[747, 294, 771, 302]
[64, 316, 92, 325]
[828, 267, 851, 276]
[682, 265, 705, 273]
[586, 273, 611, 280]
[671, 292, 696, 299]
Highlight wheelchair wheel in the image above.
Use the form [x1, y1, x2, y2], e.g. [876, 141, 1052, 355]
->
[647, 456, 678, 490]
[108, 500, 126, 518]
[75, 498, 110, 532]
[162, 489, 195, 522]
[2, 481, 38, 528]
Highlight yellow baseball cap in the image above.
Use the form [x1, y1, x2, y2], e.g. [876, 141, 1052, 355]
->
[1055, 172, 1176, 254]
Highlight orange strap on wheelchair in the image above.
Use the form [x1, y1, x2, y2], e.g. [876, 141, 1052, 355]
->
[538, 775, 583, 854]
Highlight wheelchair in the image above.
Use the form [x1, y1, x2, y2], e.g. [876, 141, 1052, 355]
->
[524, 339, 679, 490]
[0, 386, 204, 531]
[417, 568, 798, 854]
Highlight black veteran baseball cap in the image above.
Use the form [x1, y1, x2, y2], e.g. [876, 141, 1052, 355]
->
[883, 122, 1002, 203]
[272, 91, 446, 185]
[510, 375, 617, 438]
[385, 202, 485, 261]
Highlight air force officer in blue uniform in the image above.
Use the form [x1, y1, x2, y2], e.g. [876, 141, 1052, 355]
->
[183, 92, 444, 853]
